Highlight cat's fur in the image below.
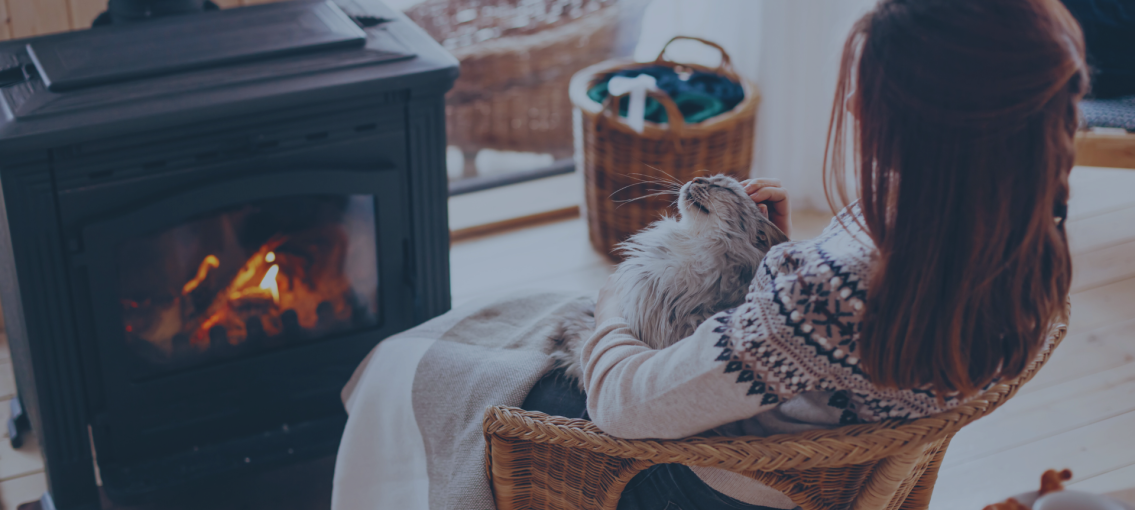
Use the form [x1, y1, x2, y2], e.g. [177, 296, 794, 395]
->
[552, 174, 789, 389]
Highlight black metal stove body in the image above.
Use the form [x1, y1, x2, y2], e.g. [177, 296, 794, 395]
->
[0, 1, 456, 508]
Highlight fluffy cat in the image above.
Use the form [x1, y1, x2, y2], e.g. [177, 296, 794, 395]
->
[552, 174, 789, 389]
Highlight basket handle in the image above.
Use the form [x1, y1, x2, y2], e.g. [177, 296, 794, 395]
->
[654, 36, 734, 74]
[603, 88, 687, 137]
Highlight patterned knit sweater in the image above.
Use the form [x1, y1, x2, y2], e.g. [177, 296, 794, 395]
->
[580, 204, 1060, 508]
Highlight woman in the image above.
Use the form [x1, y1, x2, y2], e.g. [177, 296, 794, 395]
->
[570, 0, 1083, 507]
[333, 0, 1084, 508]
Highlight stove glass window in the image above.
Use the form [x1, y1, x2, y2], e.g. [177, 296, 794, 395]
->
[117, 195, 379, 375]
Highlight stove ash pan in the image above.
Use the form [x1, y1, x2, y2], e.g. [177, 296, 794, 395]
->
[0, 1, 457, 508]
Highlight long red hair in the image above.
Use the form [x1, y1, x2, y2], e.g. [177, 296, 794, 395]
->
[824, 0, 1087, 396]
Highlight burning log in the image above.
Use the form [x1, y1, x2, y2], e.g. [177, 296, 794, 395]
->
[180, 226, 353, 349]
[183, 237, 287, 346]
[118, 195, 379, 367]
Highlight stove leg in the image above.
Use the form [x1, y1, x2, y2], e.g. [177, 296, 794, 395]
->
[8, 396, 29, 449]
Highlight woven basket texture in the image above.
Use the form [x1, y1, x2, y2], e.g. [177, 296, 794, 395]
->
[406, 0, 645, 161]
[483, 324, 1067, 510]
[569, 36, 761, 260]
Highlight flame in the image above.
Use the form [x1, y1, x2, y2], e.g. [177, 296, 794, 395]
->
[260, 264, 280, 304]
[182, 255, 220, 295]
[266, 251, 276, 263]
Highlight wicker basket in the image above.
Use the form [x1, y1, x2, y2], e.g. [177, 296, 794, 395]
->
[406, 0, 647, 176]
[570, 36, 761, 260]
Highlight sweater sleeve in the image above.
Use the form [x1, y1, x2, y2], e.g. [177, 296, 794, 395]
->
[580, 258, 820, 438]
[580, 233, 878, 439]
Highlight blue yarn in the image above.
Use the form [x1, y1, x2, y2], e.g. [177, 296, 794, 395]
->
[587, 65, 744, 124]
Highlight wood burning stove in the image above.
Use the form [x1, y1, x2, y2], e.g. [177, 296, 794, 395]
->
[0, 1, 457, 508]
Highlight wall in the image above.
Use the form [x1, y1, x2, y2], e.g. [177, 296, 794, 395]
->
[0, 0, 283, 40]
[632, 0, 875, 211]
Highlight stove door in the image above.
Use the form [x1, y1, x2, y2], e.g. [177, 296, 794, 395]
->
[76, 168, 410, 467]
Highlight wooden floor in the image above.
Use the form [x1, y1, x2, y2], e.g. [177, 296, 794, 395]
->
[0, 166, 1133, 509]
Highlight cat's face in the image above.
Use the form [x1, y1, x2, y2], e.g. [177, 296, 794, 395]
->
[677, 175, 789, 249]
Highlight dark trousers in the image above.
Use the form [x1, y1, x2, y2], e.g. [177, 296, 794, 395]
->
[520, 369, 796, 510]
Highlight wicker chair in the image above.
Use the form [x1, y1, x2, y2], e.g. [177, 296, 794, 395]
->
[483, 326, 1066, 510]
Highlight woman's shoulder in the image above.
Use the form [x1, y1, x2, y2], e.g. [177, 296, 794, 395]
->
[718, 205, 971, 423]
[757, 203, 877, 294]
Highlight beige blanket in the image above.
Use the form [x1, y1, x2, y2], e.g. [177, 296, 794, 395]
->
[333, 291, 592, 510]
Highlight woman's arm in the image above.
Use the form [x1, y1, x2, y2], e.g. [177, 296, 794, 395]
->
[581, 314, 781, 439]
[584, 272, 805, 439]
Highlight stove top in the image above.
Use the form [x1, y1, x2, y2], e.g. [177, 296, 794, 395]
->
[30, 0, 373, 92]
[0, 0, 457, 154]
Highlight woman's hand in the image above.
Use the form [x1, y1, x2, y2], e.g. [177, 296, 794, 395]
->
[593, 274, 623, 325]
[741, 178, 792, 237]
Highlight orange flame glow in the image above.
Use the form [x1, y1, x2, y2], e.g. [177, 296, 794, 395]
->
[260, 263, 280, 304]
[182, 255, 220, 295]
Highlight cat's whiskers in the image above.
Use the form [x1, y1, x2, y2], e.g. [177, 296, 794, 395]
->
[615, 190, 679, 203]
[627, 172, 682, 187]
[614, 190, 680, 209]
[610, 178, 679, 202]
[641, 165, 686, 188]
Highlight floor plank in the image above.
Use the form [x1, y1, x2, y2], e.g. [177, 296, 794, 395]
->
[1022, 315, 1135, 396]
[1070, 237, 1135, 293]
[448, 172, 582, 232]
[1061, 276, 1135, 340]
[1067, 204, 1135, 256]
[0, 397, 43, 483]
[930, 410, 1135, 510]
[0, 472, 45, 510]
[1067, 166, 1135, 221]
[1070, 463, 1135, 499]
[1067, 197, 1135, 293]
[945, 361, 1135, 467]
[0, 360, 15, 401]
[450, 217, 613, 306]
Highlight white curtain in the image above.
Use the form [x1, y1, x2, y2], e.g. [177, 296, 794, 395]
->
[633, 0, 875, 211]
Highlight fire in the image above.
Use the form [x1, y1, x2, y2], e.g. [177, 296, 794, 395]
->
[182, 255, 219, 295]
[260, 258, 280, 304]
[124, 228, 359, 355]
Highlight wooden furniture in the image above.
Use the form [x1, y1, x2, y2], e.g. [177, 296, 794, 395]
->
[1076, 96, 1135, 170]
[1075, 130, 1135, 169]
[482, 325, 1066, 510]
